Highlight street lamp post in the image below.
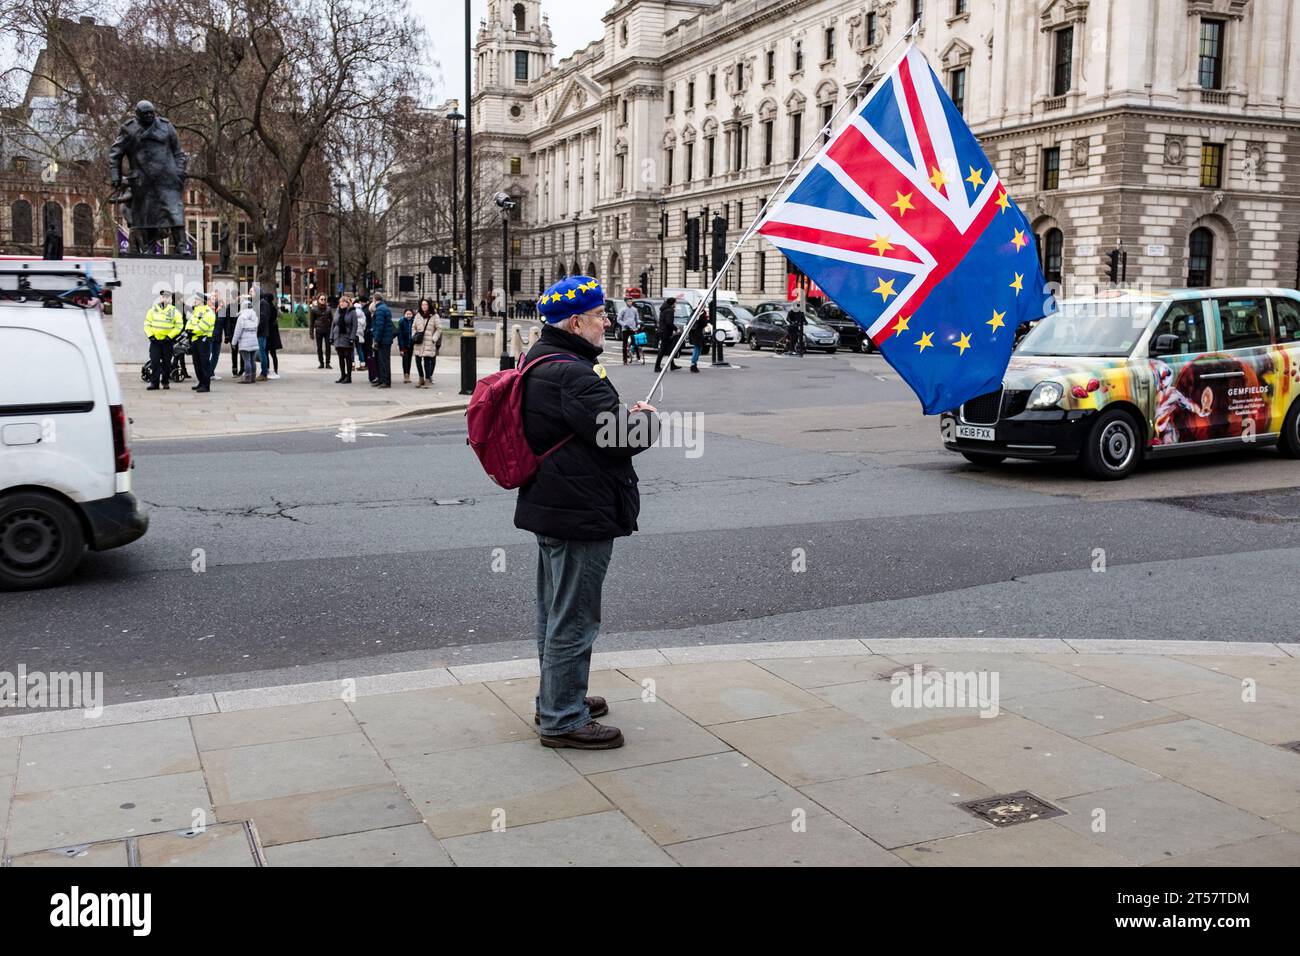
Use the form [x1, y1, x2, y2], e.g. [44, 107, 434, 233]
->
[463, 0, 474, 326]
[199, 220, 208, 287]
[495, 192, 516, 371]
[447, 108, 463, 320]
[333, 179, 344, 297]
[657, 197, 667, 297]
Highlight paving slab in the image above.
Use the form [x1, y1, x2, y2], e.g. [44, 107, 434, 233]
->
[214, 782, 421, 846]
[1158, 686, 1300, 745]
[588, 751, 818, 845]
[441, 810, 675, 867]
[1003, 684, 1182, 739]
[752, 655, 904, 689]
[666, 814, 905, 867]
[904, 714, 1160, 800]
[658, 640, 869, 664]
[1169, 655, 1300, 694]
[811, 677, 993, 736]
[554, 700, 731, 774]
[265, 824, 452, 866]
[1148, 832, 1300, 866]
[0, 774, 11, 841]
[895, 819, 1133, 866]
[191, 700, 361, 751]
[391, 739, 611, 838]
[484, 670, 644, 724]
[621, 661, 831, 726]
[800, 763, 996, 849]
[136, 823, 259, 867]
[1087, 718, 1300, 818]
[886, 652, 1097, 700]
[708, 707, 932, 787]
[5, 771, 211, 856]
[15, 718, 199, 793]
[1030, 654, 1239, 700]
[7, 841, 130, 867]
[0, 737, 20, 775]
[1051, 779, 1280, 865]
[348, 683, 532, 758]
[200, 731, 393, 806]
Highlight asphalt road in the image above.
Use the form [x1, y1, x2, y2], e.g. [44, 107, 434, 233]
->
[4, 348, 1298, 704]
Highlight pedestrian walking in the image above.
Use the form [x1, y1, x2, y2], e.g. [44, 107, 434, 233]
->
[516, 275, 658, 750]
[688, 303, 707, 373]
[331, 295, 357, 383]
[256, 291, 274, 380]
[616, 295, 640, 365]
[413, 297, 442, 388]
[143, 287, 182, 390]
[265, 295, 284, 379]
[231, 296, 260, 384]
[310, 294, 332, 369]
[369, 292, 395, 388]
[397, 306, 415, 384]
[787, 305, 806, 356]
[354, 297, 369, 369]
[654, 296, 680, 372]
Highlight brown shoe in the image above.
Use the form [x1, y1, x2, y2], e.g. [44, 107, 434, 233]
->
[535, 696, 607, 725]
[539, 720, 624, 750]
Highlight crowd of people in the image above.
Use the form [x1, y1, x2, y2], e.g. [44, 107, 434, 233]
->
[141, 289, 446, 391]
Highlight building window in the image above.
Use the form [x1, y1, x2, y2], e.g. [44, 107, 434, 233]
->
[758, 250, 767, 291]
[954, 0, 968, 15]
[1052, 26, 1073, 96]
[687, 81, 695, 109]
[667, 88, 675, 114]
[515, 50, 528, 83]
[1200, 143, 1224, 188]
[912, 0, 924, 22]
[1187, 227, 1214, 287]
[237, 221, 253, 253]
[1042, 228, 1063, 284]
[790, 112, 802, 159]
[824, 26, 835, 61]
[1041, 147, 1060, 190]
[665, 146, 674, 186]
[10, 200, 33, 245]
[735, 62, 744, 93]
[949, 67, 966, 115]
[621, 98, 628, 124]
[1198, 19, 1225, 90]
[685, 142, 694, 183]
[513, 3, 525, 31]
[762, 120, 774, 165]
[73, 203, 93, 249]
[706, 136, 715, 178]
[867, 13, 878, 45]
[510, 156, 522, 175]
[793, 39, 803, 72]
[820, 102, 834, 145]
[708, 72, 716, 102]
[765, 50, 775, 81]
[42, 202, 62, 242]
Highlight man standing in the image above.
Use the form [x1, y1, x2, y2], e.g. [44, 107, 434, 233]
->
[654, 297, 681, 373]
[256, 291, 275, 381]
[310, 294, 332, 369]
[517, 275, 658, 749]
[144, 288, 182, 390]
[187, 293, 216, 393]
[617, 295, 640, 365]
[786, 305, 806, 356]
[369, 292, 395, 388]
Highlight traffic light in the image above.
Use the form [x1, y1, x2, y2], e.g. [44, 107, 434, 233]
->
[1106, 249, 1120, 284]
[685, 217, 700, 272]
[711, 215, 727, 274]
[282, 265, 292, 288]
[639, 270, 649, 291]
[306, 267, 315, 291]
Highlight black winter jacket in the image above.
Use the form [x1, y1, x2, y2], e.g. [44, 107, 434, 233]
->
[514, 324, 656, 541]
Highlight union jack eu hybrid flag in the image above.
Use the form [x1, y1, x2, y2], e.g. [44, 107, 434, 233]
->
[756, 46, 1049, 414]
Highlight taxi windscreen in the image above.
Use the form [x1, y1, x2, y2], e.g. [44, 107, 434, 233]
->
[1017, 300, 1159, 357]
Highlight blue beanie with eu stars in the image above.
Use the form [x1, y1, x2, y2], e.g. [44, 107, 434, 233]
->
[537, 275, 604, 323]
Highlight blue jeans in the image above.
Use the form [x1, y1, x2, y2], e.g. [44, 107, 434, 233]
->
[691, 344, 702, 366]
[534, 534, 614, 735]
[257, 336, 268, 374]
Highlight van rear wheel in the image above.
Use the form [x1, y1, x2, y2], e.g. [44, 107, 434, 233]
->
[0, 492, 86, 591]
[1280, 400, 1300, 458]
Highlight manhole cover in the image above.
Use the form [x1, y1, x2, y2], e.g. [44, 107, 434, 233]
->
[958, 791, 1065, 827]
[1280, 740, 1300, 755]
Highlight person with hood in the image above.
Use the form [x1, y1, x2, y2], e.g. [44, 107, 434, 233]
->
[330, 295, 357, 383]
[310, 294, 333, 369]
[231, 296, 261, 384]
[255, 291, 274, 380]
[353, 296, 369, 370]
[412, 297, 441, 388]
[369, 292, 395, 387]
[654, 296, 681, 373]
[515, 275, 658, 750]
[265, 294, 284, 379]
[397, 306, 415, 384]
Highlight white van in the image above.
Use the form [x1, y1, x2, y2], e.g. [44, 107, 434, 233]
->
[661, 287, 741, 309]
[0, 259, 147, 590]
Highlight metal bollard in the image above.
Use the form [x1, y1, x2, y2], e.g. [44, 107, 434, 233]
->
[459, 330, 477, 395]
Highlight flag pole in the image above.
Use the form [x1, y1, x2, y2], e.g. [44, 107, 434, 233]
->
[643, 18, 922, 406]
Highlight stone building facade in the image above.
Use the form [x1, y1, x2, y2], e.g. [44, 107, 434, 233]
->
[455, 0, 1299, 307]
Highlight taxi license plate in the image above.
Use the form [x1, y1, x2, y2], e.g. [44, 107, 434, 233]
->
[956, 425, 995, 441]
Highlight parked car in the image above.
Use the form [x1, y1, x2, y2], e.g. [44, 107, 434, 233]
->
[716, 303, 757, 342]
[747, 308, 840, 352]
[817, 302, 873, 352]
[939, 288, 1300, 479]
[0, 259, 147, 589]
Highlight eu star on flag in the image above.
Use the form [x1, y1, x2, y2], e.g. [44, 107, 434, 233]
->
[755, 45, 1049, 413]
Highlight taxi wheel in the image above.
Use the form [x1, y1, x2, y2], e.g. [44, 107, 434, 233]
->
[1081, 408, 1142, 480]
[1279, 400, 1300, 458]
[961, 451, 1006, 466]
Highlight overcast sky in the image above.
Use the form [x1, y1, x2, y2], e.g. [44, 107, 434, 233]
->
[414, 0, 607, 103]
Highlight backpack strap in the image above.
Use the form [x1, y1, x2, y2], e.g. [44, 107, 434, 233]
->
[518, 352, 575, 374]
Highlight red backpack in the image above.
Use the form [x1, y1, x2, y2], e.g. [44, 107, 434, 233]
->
[466, 353, 574, 489]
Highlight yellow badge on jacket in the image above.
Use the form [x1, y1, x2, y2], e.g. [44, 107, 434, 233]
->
[592, 363, 607, 379]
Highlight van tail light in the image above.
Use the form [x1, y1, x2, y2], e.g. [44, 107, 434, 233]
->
[110, 404, 131, 473]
